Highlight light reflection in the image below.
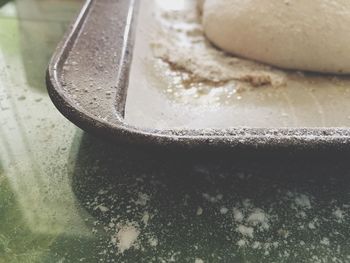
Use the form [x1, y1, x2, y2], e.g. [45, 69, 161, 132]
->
[0, 1, 17, 17]
[155, 0, 186, 11]
[0, 7, 90, 237]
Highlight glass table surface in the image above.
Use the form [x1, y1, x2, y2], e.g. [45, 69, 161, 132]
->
[0, 1, 349, 262]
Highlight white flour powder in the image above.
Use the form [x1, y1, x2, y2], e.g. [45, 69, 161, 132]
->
[115, 224, 140, 253]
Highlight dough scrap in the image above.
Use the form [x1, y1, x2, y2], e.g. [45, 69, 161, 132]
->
[202, 0, 350, 74]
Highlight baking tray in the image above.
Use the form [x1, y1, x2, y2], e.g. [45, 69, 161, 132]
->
[46, 0, 350, 150]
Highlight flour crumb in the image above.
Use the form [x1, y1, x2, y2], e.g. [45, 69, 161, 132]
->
[320, 237, 330, 246]
[95, 205, 109, 213]
[196, 207, 203, 216]
[233, 208, 244, 222]
[142, 212, 151, 226]
[237, 225, 254, 238]
[252, 241, 261, 249]
[148, 237, 159, 247]
[247, 209, 269, 229]
[195, 258, 204, 263]
[333, 208, 345, 221]
[115, 224, 140, 253]
[202, 193, 223, 203]
[237, 239, 247, 247]
[294, 194, 312, 209]
[308, 222, 316, 230]
[135, 193, 150, 206]
[220, 207, 229, 215]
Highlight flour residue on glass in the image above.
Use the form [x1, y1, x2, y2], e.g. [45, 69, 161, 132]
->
[78, 156, 350, 263]
[114, 223, 140, 253]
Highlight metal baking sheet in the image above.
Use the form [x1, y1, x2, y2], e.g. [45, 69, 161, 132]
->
[125, 0, 350, 130]
[46, 0, 350, 150]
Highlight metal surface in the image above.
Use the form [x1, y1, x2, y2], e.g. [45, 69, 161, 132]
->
[46, 0, 350, 150]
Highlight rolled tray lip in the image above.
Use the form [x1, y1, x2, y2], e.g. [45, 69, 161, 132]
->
[46, 0, 350, 149]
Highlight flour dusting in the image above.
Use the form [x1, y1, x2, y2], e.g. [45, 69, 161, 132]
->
[75, 114, 350, 262]
[151, 1, 286, 92]
[115, 223, 140, 253]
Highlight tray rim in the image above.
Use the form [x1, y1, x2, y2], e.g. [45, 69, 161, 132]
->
[46, 0, 350, 150]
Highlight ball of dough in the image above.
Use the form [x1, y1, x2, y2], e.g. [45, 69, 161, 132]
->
[202, 0, 350, 74]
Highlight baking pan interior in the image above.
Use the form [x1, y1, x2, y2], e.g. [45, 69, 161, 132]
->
[125, 0, 350, 130]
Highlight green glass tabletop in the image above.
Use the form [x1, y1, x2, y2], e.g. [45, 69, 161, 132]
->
[0, 1, 349, 262]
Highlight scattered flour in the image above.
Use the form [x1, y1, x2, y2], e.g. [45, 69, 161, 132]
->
[115, 223, 140, 253]
[78, 138, 350, 262]
[151, 0, 286, 90]
[142, 211, 151, 226]
[196, 207, 203, 216]
[237, 225, 254, 238]
[294, 194, 312, 209]
[237, 239, 247, 247]
[320, 237, 330, 246]
[233, 205, 270, 239]
[233, 208, 244, 222]
[95, 204, 109, 213]
[135, 193, 150, 206]
[148, 237, 159, 247]
[333, 208, 345, 221]
[308, 222, 316, 230]
[220, 207, 229, 215]
[247, 209, 269, 229]
[202, 193, 223, 203]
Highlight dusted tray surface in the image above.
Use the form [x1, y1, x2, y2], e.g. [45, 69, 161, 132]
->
[46, 0, 350, 150]
[126, 1, 350, 130]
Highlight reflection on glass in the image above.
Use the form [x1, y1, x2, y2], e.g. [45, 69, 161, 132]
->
[155, 0, 186, 11]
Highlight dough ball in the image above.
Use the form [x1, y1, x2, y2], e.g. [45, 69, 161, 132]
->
[202, 0, 350, 74]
